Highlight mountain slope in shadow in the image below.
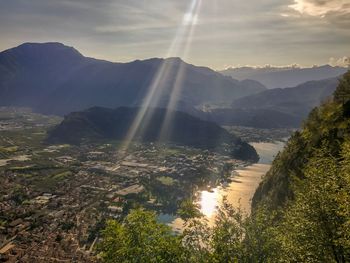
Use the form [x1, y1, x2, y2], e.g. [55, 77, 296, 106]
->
[47, 107, 259, 162]
[0, 42, 266, 115]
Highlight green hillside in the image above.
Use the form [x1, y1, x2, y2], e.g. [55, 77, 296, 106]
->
[98, 72, 350, 262]
[253, 71, 350, 208]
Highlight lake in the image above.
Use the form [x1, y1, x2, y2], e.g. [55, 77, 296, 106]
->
[161, 140, 286, 230]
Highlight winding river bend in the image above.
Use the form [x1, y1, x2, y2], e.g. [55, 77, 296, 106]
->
[165, 140, 286, 230]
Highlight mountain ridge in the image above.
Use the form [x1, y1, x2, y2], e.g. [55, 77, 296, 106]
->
[0, 42, 266, 115]
[220, 65, 348, 89]
[203, 77, 340, 128]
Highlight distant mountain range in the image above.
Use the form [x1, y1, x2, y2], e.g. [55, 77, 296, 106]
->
[220, 65, 347, 89]
[0, 42, 347, 129]
[206, 77, 340, 128]
[206, 108, 301, 128]
[0, 42, 265, 115]
[47, 107, 259, 162]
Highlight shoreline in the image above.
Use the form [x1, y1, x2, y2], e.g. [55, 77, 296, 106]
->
[162, 140, 286, 230]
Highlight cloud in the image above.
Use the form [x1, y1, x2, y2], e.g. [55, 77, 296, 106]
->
[0, 0, 349, 68]
[329, 56, 350, 67]
[223, 63, 304, 70]
[289, 0, 350, 17]
[287, 0, 350, 31]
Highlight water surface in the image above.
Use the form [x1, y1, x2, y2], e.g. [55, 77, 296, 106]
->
[166, 140, 286, 229]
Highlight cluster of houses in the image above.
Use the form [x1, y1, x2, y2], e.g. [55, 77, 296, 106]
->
[0, 139, 248, 262]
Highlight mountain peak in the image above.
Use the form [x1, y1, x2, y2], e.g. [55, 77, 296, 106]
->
[0, 42, 266, 115]
[165, 57, 183, 62]
[1, 42, 84, 62]
[18, 42, 68, 48]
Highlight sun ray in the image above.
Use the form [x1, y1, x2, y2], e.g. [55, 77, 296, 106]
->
[158, 0, 202, 142]
[121, 0, 202, 150]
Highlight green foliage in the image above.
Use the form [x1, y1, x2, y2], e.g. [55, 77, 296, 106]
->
[11, 185, 29, 205]
[339, 141, 350, 251]
[276, 144, 350, 262]
[210, 199, 245, 262]
[252, 130, 307, 207]
[181, 217, 211, 262]
[156, 176, 177, 186]
[250, 71, 350, 262]
[334, 71, 350, 105]
[178, 199, 202, 222]
[99, 209, 182, 263]
[254, 71, 350, 209]
[61, 221, 75, 231]
[99, 200, 284, 263]
[99, 71, 350, 262]
[243, 206, 281, 263]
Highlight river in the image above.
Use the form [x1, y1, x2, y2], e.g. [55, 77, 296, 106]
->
[162, 140, 286, 231]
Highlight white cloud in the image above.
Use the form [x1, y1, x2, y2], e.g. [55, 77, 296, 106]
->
[329, 56, 350, 67]
[223, 63, 302, 70]
[1, 0, 350, 68]
[289, 0, 350, 17]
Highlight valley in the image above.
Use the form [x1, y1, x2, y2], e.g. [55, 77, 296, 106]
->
[1, 0, 349, 260]
[0, 107, 290, 261]
[0, 44, 348, 261]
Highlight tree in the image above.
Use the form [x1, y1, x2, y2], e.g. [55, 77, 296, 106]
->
[243, 205, 281, 263]
[178, 199, 202, 222]
[210, 198, 245, 262]
[99, 209, 182, 263]
[277, 144, 350, 262]
[334, 71, 350, 105]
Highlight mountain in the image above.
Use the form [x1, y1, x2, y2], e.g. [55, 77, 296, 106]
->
[47, 107, 259, 162]
[231, 77, 339, 113]
[205, 77, 340, 128]
[206, 108, 300, 128]
[220, 65, 348, 89]
[252, 71, 350, 208]
[0, 42, 266, 115]
[243, 71, 350, 262]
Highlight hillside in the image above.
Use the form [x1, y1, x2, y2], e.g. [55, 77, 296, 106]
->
[205, 77, 339, 128]
[220, 65, 348, 89]
[243, 70, 350, 262]
[231, 77, 338, 113]
[0, 43, 266, 115]
[73, 72, 350, 263]
[253, 71, 350, 208]
[47, 107, 259, 162]
[206, 108, 300, 128]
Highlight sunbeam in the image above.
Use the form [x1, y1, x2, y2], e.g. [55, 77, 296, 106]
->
[158, 0, 202, 142]
[121, 0, 202, 150]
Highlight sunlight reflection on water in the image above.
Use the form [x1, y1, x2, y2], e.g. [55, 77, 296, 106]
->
[197, 141, 286, 224]
[199, 189, 221, 218]
[167, 140, 286, 229]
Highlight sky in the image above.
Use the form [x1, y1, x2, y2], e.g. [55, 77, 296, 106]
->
[0, 0, 349, 69]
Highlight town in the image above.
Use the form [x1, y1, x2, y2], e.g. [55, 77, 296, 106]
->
[0, 108, 248, 262]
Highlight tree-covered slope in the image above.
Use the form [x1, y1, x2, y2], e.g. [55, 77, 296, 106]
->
[96, 72, 350, 263]
[253, 71, 350, 208]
